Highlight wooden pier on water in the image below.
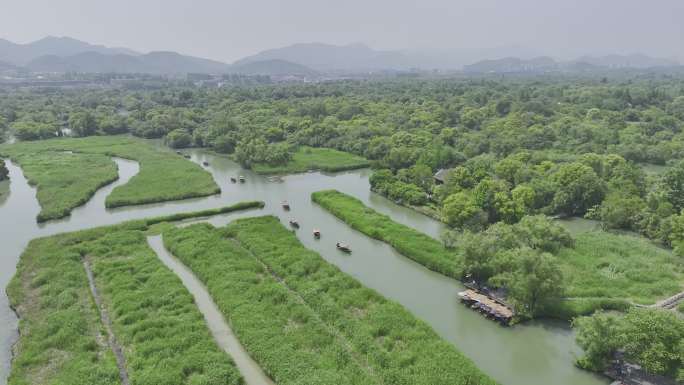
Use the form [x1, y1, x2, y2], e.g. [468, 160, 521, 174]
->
[458, 289, 514, 325]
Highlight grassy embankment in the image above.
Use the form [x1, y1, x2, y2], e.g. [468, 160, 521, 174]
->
[0, 151, 119, 221]
[312, 189, 460, 278]
[544, 232, 684, 318]
[6, 202, 262, 385]
[312, 190, 684, 319]
[252, 146, 369, 175]
[163, 216, 496, 385]
[0, 136, 220, 219]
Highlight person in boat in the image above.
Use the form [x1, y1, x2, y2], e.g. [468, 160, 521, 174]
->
[313, 229, 321, 237]
[282, 201, 290, 210]
[289, 219, 299, 228]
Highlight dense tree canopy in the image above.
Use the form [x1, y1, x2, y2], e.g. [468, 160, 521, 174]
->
[575, 308, 684, 381]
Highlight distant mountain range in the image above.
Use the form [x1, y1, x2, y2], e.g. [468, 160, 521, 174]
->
[576, 54, 680, 69]
[463, 54, 680, 73]
[24, 51, 230, 74]
[0, 36, 138, 65]
[237, 43, 681, 73]
[0, 36, 316, 76]
[0, 36, 680, 76]
[231, 59, 317, 76]
[463, 57, 559, 73]
[234, 43, 415, 72]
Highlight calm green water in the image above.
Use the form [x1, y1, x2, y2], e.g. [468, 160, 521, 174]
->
[0, 149, 607, 385]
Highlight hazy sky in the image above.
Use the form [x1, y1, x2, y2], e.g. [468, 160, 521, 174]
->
[1, 0, 683, 62]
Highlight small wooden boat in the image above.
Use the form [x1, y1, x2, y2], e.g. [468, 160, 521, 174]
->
[202, 161, 209, 166]
[239, 176, 246, 183]
[336, 242, 351, 253]
[313, 229, 321, 238]
[230, 177, 237, 183]
[282, 201, 290, 210]
[289, 219, 299, 228]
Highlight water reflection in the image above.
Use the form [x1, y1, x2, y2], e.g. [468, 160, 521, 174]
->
[0, 150, 607, 385]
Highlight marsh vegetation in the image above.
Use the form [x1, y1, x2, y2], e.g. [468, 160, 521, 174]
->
[0, 136, 220, 218]
[6, 204, 262, 385]
[163, 216, 496, 385]
[0, 150, 118, 221]
[251, 146, 369, 174]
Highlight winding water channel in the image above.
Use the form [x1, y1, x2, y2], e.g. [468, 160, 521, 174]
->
[0, 148, 607, 385]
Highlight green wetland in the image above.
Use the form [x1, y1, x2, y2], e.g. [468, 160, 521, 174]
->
[313, 190, 684, 319]
[251, 146, 370, 175]
[163, 216, 494, 385]
[0, 146, 608, 385]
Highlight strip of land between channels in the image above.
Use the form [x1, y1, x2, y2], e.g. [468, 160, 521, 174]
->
[146, 235, 275, 385]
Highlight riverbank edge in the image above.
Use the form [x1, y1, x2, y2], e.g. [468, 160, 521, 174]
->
[178, 146, 370, 176]
[252, 162, 371, 176]
[0, 136, 223, 212]
[4, 201, 265, 381]
[312, 189, 639, 322]
[0, 154, 121, 223]
[312, 189, 461, 279]
[250, 147, 371, 175]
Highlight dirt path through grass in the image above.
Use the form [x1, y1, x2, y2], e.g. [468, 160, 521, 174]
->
[83, 257, 130, 385]
[146, 235, 275, 385]
[652, 291, 684, 309]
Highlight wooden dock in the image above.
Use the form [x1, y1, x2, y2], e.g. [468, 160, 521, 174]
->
[458, 289, 514, 325]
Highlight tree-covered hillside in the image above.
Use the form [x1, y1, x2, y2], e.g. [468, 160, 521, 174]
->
[3, 77, 684, 245]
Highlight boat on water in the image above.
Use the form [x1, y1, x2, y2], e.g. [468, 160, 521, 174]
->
[289, 219, 299, 228]
[313, 229, 321, 238]
[336, 242, 351, 253]
[230, 177, 237, 183]
[202, 161, 209, 166]
[176, 151, 182, 155]
[282, 201, 290, 210]
[239, 175, 246, 183]
[183, 154, 191, 159]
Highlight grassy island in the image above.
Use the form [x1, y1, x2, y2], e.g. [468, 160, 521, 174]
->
[0, 136, 220, 220]
[312, 189, 460, 278]
[252, 146, 369, 175]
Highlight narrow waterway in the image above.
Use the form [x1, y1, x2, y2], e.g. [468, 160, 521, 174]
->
[147, 235, 275, 385]
[0, 148, 607, 385]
